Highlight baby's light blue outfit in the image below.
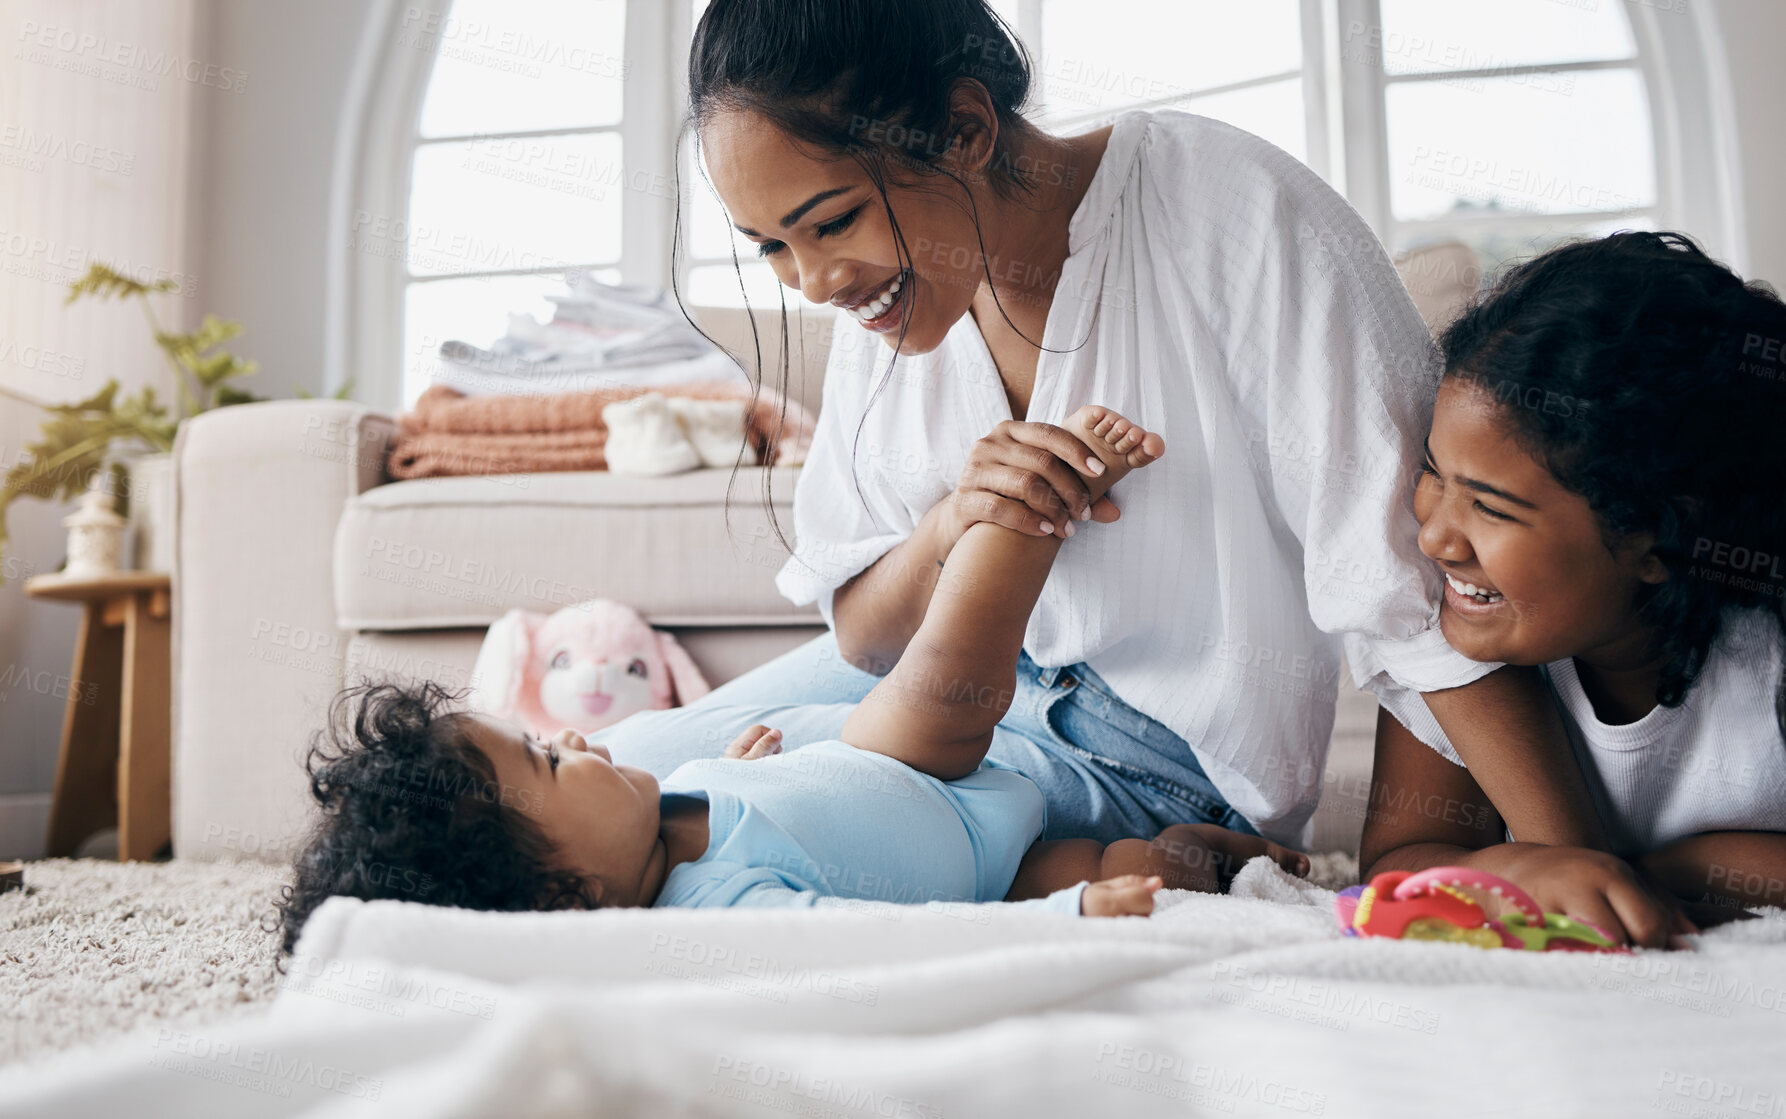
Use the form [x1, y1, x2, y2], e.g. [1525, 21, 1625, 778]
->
[651, 740, 1087, 915]
[603, 635, 1258, 847]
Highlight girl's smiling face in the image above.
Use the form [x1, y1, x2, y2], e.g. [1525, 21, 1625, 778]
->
[1416, 378, 1667, 667]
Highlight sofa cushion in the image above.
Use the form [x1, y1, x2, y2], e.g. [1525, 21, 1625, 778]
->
[334, 466, 816, 630]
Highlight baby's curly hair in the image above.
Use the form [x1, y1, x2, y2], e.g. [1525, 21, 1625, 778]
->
[274, 680, 599, 957]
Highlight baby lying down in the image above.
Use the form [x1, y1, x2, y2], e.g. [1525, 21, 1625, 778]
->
[276, 407, 1306, 952]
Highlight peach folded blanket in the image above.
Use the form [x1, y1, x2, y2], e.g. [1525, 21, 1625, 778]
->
[387, 382, 815, 480]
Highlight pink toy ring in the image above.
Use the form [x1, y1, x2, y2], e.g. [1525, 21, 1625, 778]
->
[1393, 867, 1545, 925]
[1336, 867, 1628, 952]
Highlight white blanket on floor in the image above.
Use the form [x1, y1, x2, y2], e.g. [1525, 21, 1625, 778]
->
[6, 860, 1785, 1118]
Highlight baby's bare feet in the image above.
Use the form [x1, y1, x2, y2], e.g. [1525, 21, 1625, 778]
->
[1064, 405, 1165, 506]
[1213, 834, 1310, 885]
[1259, 839, 1312, 880]
[1117, 824, 1310, 894]
[1186, 825, 1310, 882]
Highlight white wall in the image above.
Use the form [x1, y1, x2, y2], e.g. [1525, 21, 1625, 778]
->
[0, 0, 363, 857]
[186, 0, 366, 402]
[0, 0, 200, 854]
[1710, 0, 1786, 286]
[0, 0, 1781, 858]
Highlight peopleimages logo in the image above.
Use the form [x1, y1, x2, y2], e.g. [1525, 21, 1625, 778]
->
[1692, 538, 1786, 582]
[0, 125, 134, 175]
[14, 22, 248, 93]
[647, 933, 881, 1007]
[396, 7, 631, 80]
[148, 1029, 381, 1099]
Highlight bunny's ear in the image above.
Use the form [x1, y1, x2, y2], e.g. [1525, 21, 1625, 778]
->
[655, 630, 711, 707]
[472, 609, 539, 714]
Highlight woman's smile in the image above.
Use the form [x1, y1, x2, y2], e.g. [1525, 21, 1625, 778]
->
[697, 95, 1101, 358]
[849, 270, 910, 332]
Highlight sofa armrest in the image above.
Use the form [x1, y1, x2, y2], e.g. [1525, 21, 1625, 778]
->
[171, 401, 393, 861]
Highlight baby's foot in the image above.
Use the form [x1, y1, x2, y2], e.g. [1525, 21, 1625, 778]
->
[1258, 839, 1311, 880]
[1064, 405, 1165, 505]
[1207, 831, 1311, 882]
[1138, 823, 1310, 894]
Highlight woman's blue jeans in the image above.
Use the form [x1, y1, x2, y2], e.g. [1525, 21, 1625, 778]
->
[599, 633, 1255, 845]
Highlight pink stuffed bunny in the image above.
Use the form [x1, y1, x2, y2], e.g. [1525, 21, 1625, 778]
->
[470, 599, 711, 737]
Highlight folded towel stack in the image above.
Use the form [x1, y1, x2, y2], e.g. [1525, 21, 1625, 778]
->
[387, 382, 816, 480]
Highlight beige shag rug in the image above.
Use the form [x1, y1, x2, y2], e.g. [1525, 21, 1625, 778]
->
[0, 858, 292, 1070]
[0, 853, 1359, 1072]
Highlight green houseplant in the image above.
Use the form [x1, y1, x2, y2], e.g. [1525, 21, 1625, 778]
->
[0, 263, 346, 582]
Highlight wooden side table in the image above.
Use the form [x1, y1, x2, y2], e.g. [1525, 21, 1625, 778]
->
[24, 572, 172, 861]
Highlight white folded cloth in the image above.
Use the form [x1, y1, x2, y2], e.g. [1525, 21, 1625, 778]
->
[547, 271, 682, 330]
[432, 345, 743, 398]
[601, 392, 759, 475]
[668, 395, 757, 468]
[431, 274, 741, 397]
[601, 393, 703, 476]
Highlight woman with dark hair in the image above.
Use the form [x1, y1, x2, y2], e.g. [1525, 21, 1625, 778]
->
[1357, 232, 1786, 947]
[599, 0, 1623, 910]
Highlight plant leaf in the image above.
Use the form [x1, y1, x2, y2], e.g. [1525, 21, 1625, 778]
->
[294, 378, 356, 402]
[50, 382, 121, 416]
[0, 377, 179, 580]
[65, 262, 179, 305]
[1, 379, 171, 503]
[214, 385, 264, 407]
[156, 313, 258, 398]
[16, 264, 261, 580]
[109, 460, 132, 521]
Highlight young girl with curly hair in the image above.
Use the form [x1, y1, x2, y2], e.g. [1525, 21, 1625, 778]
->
[1358, 232, 1786, 947]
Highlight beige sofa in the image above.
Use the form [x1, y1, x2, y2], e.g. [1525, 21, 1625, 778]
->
[172, 265, 1477, 863]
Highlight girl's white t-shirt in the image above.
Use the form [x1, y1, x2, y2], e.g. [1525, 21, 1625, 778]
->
[774, 108, 1495, 845]
[1373, 609, 1786, 853]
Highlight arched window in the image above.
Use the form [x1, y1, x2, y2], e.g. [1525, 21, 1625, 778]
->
[1356, 0, 1657, 262]
[399, 0, 630, 409]
[335, 0, 1737, 408]
[334, 0, 676, 410]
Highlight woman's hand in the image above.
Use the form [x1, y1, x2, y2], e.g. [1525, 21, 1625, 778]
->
[722, 725, 783, 760]
[1081, 874, 1163, 917]
[1479, 844, 1698, 949]
[831, 418, 1127, 674]
[945, 420, 1122, 541]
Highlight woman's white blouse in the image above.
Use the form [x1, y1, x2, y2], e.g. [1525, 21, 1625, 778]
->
[775, 109, 1492, 844]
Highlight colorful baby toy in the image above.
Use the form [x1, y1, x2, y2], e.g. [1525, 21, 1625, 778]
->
[1335, 867, 1628, 953]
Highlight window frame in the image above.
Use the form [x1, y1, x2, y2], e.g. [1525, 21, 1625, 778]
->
[330, 0, 684, 412]
[331, 0, 1740, 409]
[1333, 0, 1659, 257]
